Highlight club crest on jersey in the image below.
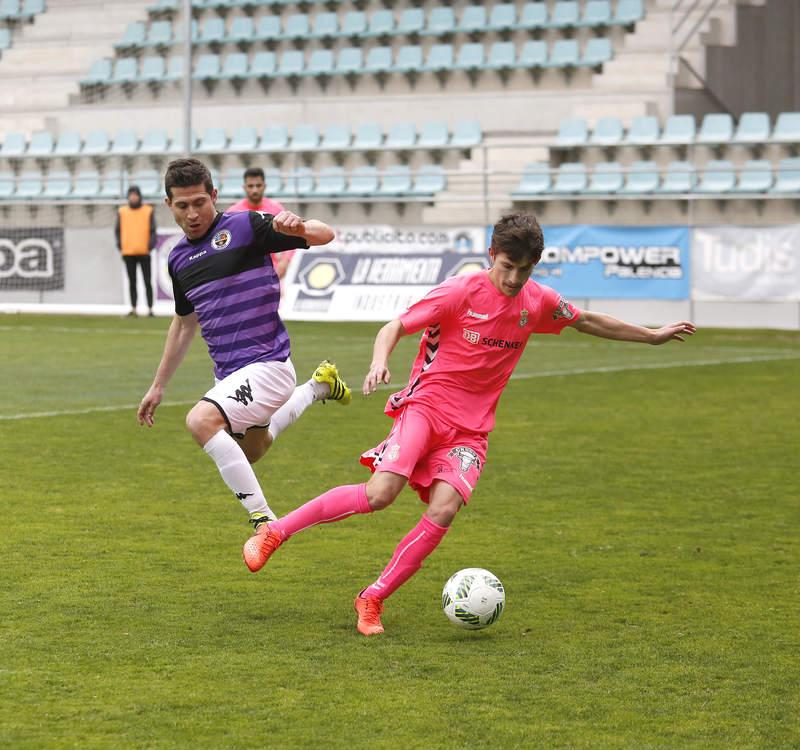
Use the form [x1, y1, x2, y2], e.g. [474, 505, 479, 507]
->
[463, 328, 480, 345]
[388, 443, 400, 461]
[449, 446, 481, 473]
[212, 229, 232, 250]
[519, 308, 529, 327]
[552, 297, 575, 321]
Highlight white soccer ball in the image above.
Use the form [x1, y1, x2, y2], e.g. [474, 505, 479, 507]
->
[442, 568, 505, 630]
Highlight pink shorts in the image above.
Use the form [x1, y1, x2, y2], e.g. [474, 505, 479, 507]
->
[360, 406, 487, 504]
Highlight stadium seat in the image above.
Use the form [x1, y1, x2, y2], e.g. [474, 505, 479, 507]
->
[27, 131, 54, 157]
[618, 160, 660, 194]
[424, 7, 456, 36]
[2, 132, 27, 158]
[115, 22, 146, 52]
[251, 51, 277, 79]
[281, 167, 314, 198]
[486, 41, 516, 72]
[83, 130, 110, 155]
[552, 162, 588, 193]
[22, 0, 45, 18]
[731, 160, 773, 193]
[112, 130, 139, 155]
[385, 122, 416, 150]
[166, 56, 183, 82]
[695, 160, 736, 193]
[229, 17, 255, 46]
[580, 0, 612, 27]
[73, 170, 102, 199]
[410, 164, 446, 196]
[557, 118, 588, 148]
[170, 130, 198, 154]
[581, 38, 613, 68]
[54, 132, 82, 157]
[613, 0, 644, 26]
[625, 116, 660, 146]
[289, 124, 319, 151]
[770, 157, 800, 193]
[377, 165, 412, 196]
[132, 169, 161, 198]
[263, 168, 282, 198]
[418, 121, 449, 149]
[518, 40, 547, 70]
[733, 112, 770, 144]
[276, 50, 304, 78]
[146, 21, 173, 47]
[335, 47, 363, 76]
[313, 166, 346, 197]
[589, 117, 624, 147]
[43, 170, 72, 199]
[282, 14, 310, 41]
[458, 6, 487, 35]
[255, 16, 281, 41]
[451, 120, 482, 149]
[422, 44, 454, 74]
[220, 52, 249, 80]
[366, 9, 395, 38]
[584, 162, 623, 194]
[488, 4, 516, 32]
[392, 45, 424, 74]
[198, 17, 226, 46]
[99, 169, 125, 199]
[512, 163, 551, 197]
[771, 112, 800, 144]
[219, 167, 243, 199]
[453, 43, 485, 73]
[197, 128, 227, 153]
[516, 3, 548, 31]
[0, 171, 14, 199]
[138, 56, 167, 84]
[194, 54, 221, 81]
[16, 170, 43, 199]
[310, 12, 338, 41]
[548, 1, 579, 29]
[697, 113, 734, 145]
[139, 129, 170, 155]
[397, 8, 425, 36]
[546, 40, 579, 68]
[306, 49, 334, 77]
[655, 161, 695, 194]
[0, 28, 10, 51]
[345, 166, 380, 196]
[660, 115, 695, 145]
[0, 0, 19, 18]
[320, 124, 351, 151]
[352, 122, 383, 150]
[111, 57, 139, 84]
[340, 11, 367, 38]
[229, 127, 258, 152]
[261, 125, 289, 151]
[365, 46, 393, 74]
[81, 59, 112, 87]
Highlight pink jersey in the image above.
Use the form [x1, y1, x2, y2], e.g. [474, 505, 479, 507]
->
[227, 197, 286, 215]
[388, 271, 582, 434]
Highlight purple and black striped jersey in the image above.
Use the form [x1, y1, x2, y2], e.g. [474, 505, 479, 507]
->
[168, 211, 308, 379]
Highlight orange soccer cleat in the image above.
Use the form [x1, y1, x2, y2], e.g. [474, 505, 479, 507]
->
[242, 524, 283, 573]
[354, 593, 385, 636]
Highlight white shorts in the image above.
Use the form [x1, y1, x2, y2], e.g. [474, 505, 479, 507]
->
[202, 358, 296, 438]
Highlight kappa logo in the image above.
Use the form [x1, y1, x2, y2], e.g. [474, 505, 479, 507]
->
[212, 229, 232, 250]
[227, 378, 254, 406]
[189, 250, 207, 261]
[235, 492, 253, 501]
[448, 446, 481, 473]
[552, 297, 575, 321]
[463, 328, 480, 345]
[519, 308, 529, 327]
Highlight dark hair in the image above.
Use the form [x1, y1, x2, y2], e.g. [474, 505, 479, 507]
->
[490, 213, 544, 265]
[243, 167, 265, 182]
[127, 185, 142, 198]
[164, 158, 214, 199]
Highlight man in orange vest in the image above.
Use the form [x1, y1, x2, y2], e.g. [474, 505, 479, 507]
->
[115, 185, 157, 317]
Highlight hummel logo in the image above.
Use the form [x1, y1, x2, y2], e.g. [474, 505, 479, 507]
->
[235, 492, 254, 501]
[467, 309, 488, 319]
[227, 379, 254, 406]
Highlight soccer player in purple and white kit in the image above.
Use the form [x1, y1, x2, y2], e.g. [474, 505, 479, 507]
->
[137, 158, 351, 538]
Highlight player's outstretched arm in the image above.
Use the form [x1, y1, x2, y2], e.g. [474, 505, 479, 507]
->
[272, 210, 334, 246]
[573, 310, 696, 345]
[363, 318, 406, 395]
[137, 313, 199, 427]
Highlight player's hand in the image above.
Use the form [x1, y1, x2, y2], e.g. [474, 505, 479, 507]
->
[272, 211, 305, 237]
[650, 321, 696, 345]
[137, 385, 163, 427]
[363, 364, 391, 395]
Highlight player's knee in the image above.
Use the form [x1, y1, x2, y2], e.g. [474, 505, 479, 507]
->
[426, 496, 463, 527]
[185, 403, 224, 445]
[365, 481, 399, 511]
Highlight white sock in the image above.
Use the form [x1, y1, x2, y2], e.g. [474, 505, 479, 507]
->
[203, 430, 276, 520]
[268, 380, 326, 443]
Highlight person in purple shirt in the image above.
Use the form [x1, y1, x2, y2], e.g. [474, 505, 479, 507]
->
[137, 158, 350, 545]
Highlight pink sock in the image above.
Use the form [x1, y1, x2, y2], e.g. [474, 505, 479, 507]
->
[363, 515, 449, 601]
[272, 483, 371, 540]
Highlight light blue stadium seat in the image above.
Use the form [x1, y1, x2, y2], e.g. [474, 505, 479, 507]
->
[425, 7, 456, 36]
[21, 0, 44, 20]
[1, 132, 26, 157]
[139, 128, 170, 155]
[54, 132, 82, 157]
[581, 38, 613, 68]
[313, 167, 347, 197]
[655, 161, 695, 194]
[392, 45, 423, 74]
[366, 9, 394, 37]
[310, 12, 338, 40]
[112, 130, 139, 155]
[512, 163, 551, 197]
[557, 118, 588, 147]
[454, 42, 484, 72]
[115, 22, 146, 51]
[771, 112, 800, 144]
[276, 50, 304, 77]
[410, 164, 446, 196]
[170, 130, 198, 154]
[422, 43, 454, 73]
[320, 124, 351, 151]
[552, 162, 587, 193]
[73, 170, 102, 199]
[418, 122, 449, 149]
[306, 49, 334, 77]
[17, 170, 43, 199]
[385, 122, 416, 149]
[548, 1, 579, 29]
[352, 123, 383, 150]
[28, 131, 53, 157]
[378, 165, 413, 196]
[82, 59, 112, 86]
[770, 157, 800, 193]
[660, 115, 695, 145]
[138, 56, 167, 83]
[219, 167, 243, 199]
[458, 6, 487, 35]
[251, 51, 276, 78]
[281, 167, 314, 198]
[132, 169, 161, 198]
[83, 130, 110, 155]
[197, 128, 227, 153]
[619, 160, 660, 194]
[282, 14, 309, 41]
[341, 11, 367, 38]
[365, 46, 393, 74]
[585, 162, 623, 194]
[289, 124, 319, 151]
[546, 39, 579, 68]
[518, 40, 548, 70]
[336, 47, 363, 75]
[695, 160, 735, 193]
[198, 17, 226, 46]
[614, 0, 644, 26]
[581, 0, 612, 27]
[147, 20, 173, 47]
[488, 3, 516, 32]
[149, 0, 178, 13]
[517, 2, 548, 31]
[697, 113, 734, 145]
[263, 168, 282, 197]
[486, 41, 516, 71]
[625, 115, 660, 145]
[733, 112, 770, 144]
[166, 56, 183, 82]
[261, 125, 288, 151]
[345, 166, 379, 196]
[731, 160, 773, 193]
[229, 127, 258, 152]
[451, 120, 481, 149]
[0, 170, 15, 199]
[220, 52, 248, 80]
[0, 0, 19, 18]
[589, 117, 623, 146]
[229, 17, 255, 45]
[0, 28, 11, 50]
[194, 54, 221, 81]
[44, 170, 72, 199]
[111, 57, 138, 84]
[398, 8, 425, 36]
[255, 16, 281, 41]
[99, 169, 125, 199]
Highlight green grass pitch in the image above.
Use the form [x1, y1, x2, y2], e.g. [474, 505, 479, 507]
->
[1, 314, 798, 749]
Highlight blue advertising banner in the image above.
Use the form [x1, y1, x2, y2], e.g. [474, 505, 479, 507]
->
[488, 225, 690, 299]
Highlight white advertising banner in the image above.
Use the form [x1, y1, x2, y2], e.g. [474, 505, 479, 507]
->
[692, 226, 800, 301]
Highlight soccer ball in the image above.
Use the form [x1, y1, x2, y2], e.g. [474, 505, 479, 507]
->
[442, 568, 505, 630]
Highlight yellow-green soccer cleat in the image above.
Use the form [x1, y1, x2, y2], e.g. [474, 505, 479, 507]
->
[312, 360, 351, 405]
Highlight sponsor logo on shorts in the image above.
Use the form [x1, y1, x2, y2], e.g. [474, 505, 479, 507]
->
[388, 443, 400, 461]
[463, 328, 480, 345]
[212, 229, 232, 250]
[448, 446, 481, 473]
[552, 297, 575, 321]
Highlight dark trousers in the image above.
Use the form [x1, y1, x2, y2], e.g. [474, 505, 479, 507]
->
[123, 254, 153, 309]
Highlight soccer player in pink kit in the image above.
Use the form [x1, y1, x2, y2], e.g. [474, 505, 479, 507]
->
[242, 213, 696, 635]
